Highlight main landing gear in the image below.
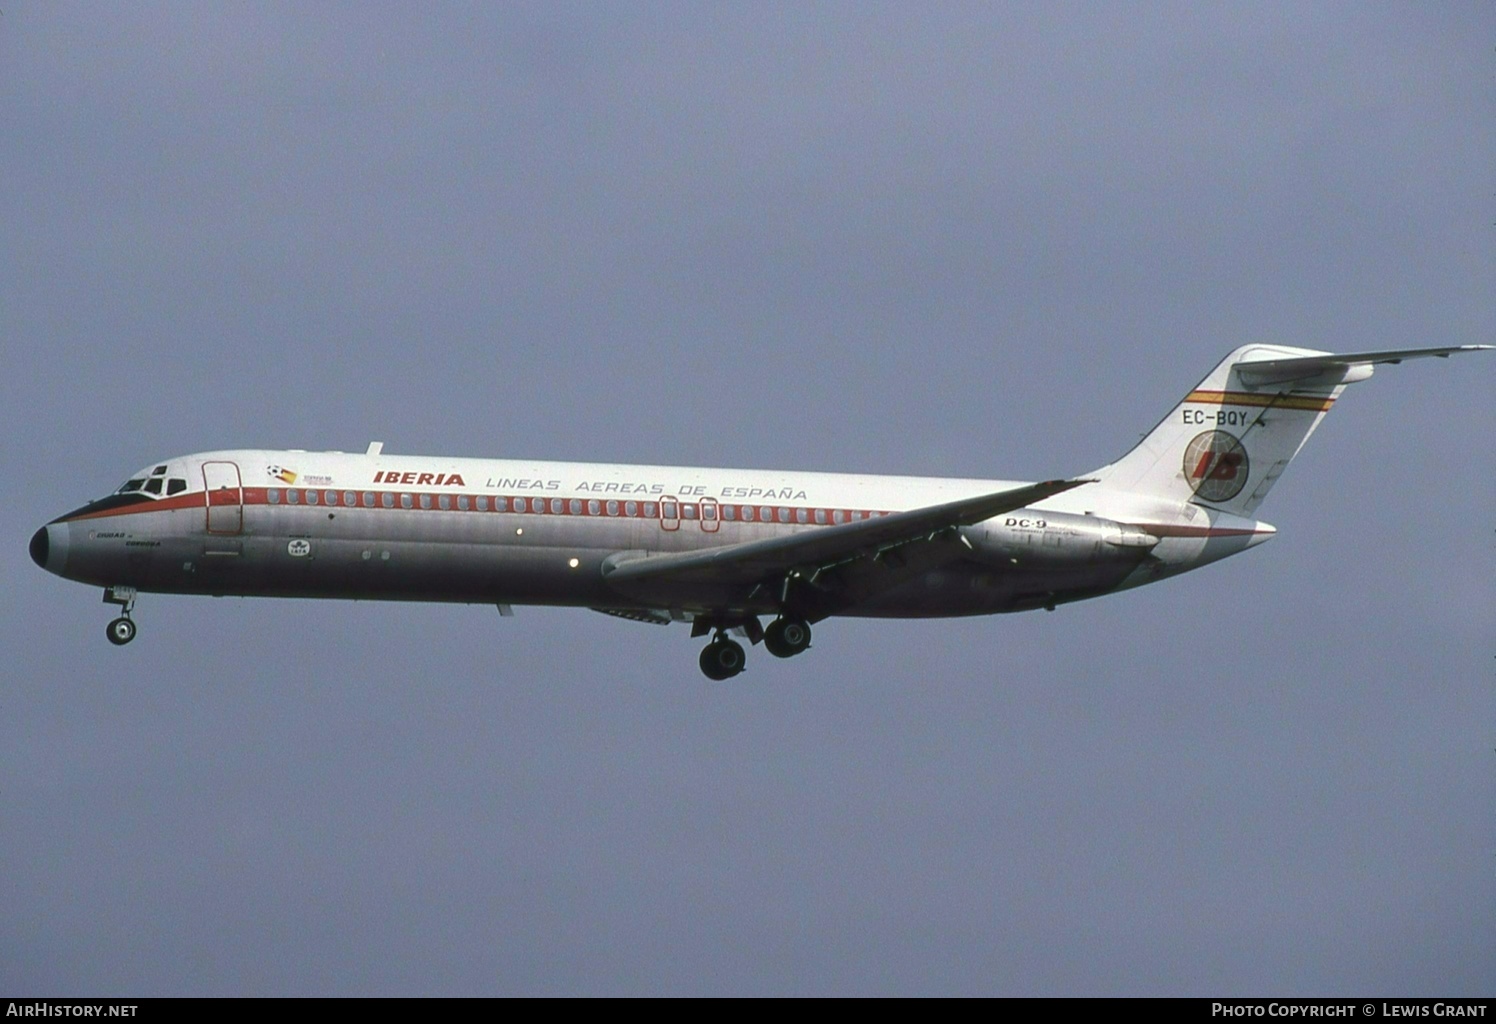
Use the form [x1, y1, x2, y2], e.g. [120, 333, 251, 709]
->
[763, 617, 812, 659]
[697, 616, 813, 679]
[103, 586, 138, 646]
[699, 634, 746, 681]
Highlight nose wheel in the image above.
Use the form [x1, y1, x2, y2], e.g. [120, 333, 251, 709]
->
[102, 586, 138, 646]
[699, 634, 746, 680]
[106, 617, 137, 646]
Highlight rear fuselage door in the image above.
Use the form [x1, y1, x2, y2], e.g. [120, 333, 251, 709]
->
[203, 461, 243, 534]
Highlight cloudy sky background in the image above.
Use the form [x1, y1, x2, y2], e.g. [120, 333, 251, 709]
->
[4, 3, 1492, 995]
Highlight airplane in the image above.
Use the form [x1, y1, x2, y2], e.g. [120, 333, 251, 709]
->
[29, 343, 1490, 679]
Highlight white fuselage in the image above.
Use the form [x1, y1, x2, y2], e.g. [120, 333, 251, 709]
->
[33, 448, 1272, 621]
[32, 344, 1483, 674]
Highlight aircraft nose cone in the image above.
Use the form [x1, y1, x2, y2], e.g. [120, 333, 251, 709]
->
[29, 525, 49, 569]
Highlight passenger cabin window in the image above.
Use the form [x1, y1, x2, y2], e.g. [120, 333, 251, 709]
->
[344, 491, 357, 506]
[814, 509, 826, 524]
[287, 489, 300, 504]
[681, 504, 698, 520]
[268, 489, 281, 504]
[325, 491, 338, 505]
[796, 508, 808, 524]
[381, 493, 394, 508]
[723, 505, 736, 521]
[419, 494, 432, 509]
[167, 478, 187, 496]
[439, 495, 451, 510]
[625, 501, 638, 517]
[478, 496, 491, 511]
[400, 494, 413, 509]
[306, 490, 319, 505]
[606, 501, 619, 516]
[458, 495, 470, 511]
[588, 500, 600, 516]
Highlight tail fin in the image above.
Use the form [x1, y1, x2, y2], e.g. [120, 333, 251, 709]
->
[1090, 344, 1491, 516]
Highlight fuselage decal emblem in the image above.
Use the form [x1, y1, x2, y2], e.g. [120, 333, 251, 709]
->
[1182, 430, 1249, 502]
[287, 539, 311, 557]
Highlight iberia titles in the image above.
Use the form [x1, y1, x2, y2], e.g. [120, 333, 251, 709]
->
[374, 470, 813, 501]
[373, 471, 467, 487]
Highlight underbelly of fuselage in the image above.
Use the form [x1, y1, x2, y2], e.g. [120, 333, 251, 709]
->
[59, 532, 1139, 619]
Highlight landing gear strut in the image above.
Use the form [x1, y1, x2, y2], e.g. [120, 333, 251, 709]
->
[103, 586, 138, 646]
[699, 633, 746, 680]
[763, 617, 812, 659]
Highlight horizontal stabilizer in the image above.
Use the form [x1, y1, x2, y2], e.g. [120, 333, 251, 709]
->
[1235, 345, 1493, 388]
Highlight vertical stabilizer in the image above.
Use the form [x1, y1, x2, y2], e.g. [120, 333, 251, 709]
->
[1091, 345, 1347, 517]
[1089, 343, 1490, 516]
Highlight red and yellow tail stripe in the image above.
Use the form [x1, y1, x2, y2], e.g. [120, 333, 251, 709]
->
[1184, 389, 1335, 413]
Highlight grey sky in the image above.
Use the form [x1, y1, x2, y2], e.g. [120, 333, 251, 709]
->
[4, 3, 1492, 995]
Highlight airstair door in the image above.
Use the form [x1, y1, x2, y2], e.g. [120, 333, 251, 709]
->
[203, 461, 243, 535]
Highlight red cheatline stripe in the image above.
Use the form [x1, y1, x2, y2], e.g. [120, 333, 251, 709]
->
[1185, 389, 1334, 412]
[65, 492, 205, 520]
[60, 488, 894, 528]
[1136, 524, 1270, 538]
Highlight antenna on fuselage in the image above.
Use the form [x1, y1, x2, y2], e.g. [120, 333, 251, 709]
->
[366, 441, 384, 456]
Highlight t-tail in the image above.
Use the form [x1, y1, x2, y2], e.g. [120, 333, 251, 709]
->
[1090, 343, 1492, 517]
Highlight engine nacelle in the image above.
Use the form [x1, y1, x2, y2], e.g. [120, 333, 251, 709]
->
[963, 510, 1159, 568]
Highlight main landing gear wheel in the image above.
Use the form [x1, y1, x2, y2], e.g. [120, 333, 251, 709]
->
[763, 617, 812, 659]
[106, 617, 137, 646]
[699, 636, 747, 681]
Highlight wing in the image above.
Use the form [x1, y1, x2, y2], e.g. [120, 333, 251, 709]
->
[600, 477, 1092, 618]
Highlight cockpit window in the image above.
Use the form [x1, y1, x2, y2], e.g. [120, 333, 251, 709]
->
[151, 465, 167, 476]
[167, 478, 187, 495]
[143, 478, 163, 495]
[117, 479, 147, 493]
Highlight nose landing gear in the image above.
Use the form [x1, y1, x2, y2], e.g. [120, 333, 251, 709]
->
[103, 586, 138, 646]
[106, 617, 137, 645]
